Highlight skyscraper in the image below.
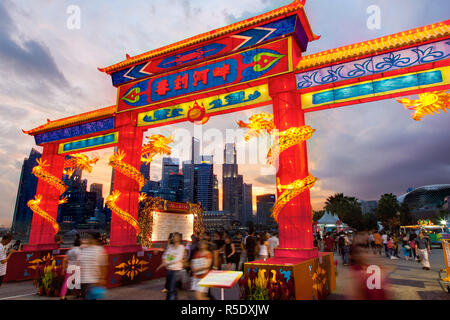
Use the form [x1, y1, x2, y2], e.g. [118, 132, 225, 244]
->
[58, 174, 97, 230]
[213, 175, 219, 211]
[222, 143, 244, 221]
[11, 148, 41, 239]
[89, 183, 104, 210]
[183, 137, 200, 202]
[243, 183, 253, 225]
[161, 157, 179, 189]
[197, 156, 214, 211]
[140, 162, 150, 181]
[256, 194, 277, 228]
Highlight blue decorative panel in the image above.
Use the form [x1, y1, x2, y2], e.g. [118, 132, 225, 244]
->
[296, 39, 450, 89]
[110, 15, 297, 86]
[34, 117, 115, 145]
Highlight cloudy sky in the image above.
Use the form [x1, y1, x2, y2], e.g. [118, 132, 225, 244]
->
[0, 0, 449, 227]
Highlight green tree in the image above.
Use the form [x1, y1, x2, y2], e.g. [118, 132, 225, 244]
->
[325, 193, 367, 230]
[398, 202, 414, 226]
[376, 193, 400, 232]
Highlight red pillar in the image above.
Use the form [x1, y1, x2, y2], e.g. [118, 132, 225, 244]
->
[24, 143, 65, 251]
[108, 112, 144, 252]
[269, 74, 318, 259]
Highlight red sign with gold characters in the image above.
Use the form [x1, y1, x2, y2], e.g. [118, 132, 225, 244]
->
[116, 38, 292, 112]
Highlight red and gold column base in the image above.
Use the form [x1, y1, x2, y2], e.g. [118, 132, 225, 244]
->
[274, 247, 319, 259]
[22, 243, 59, 251]
[244, 252, 336, 300]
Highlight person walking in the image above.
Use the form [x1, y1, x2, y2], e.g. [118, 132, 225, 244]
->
[381, 232, 389, 257]
[232, 231, 244, 271]
[78, 232, 108, 300]
[60, 237, 82, 300]
[325, 233, 334, 252]
[190, 240, 212, 300]
[256, 233, 270, 260]
[268, 232, 279, 257]
[159, 233, 185, 300]
[341, 233, 351, 266]
[0, 234, 16, 287]
[402, 237, 411, 261]
[245, 230, 257, 262]
[212, 232, 224, 270]
[409, 236, 417, 261]
[224, 236, 236, 270]
[415, 231, 431, 270]
[368, 232, 375, 251]
[387, 236, 398, 259]
[373, 231, 382, 255]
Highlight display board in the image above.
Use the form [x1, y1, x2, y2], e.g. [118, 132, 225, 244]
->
[443, 240, 450, 275]
[199, 270, 243, 289]
[151, 211, 194, 242]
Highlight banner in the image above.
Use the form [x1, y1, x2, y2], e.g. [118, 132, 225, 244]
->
[137, 84, 270, 127]
[117, 38, 290, 112]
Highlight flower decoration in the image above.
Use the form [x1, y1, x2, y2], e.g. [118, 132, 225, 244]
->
[312, 263, 328, 300]
[115, 255, 150, 280]
[239, 268, 295, 300]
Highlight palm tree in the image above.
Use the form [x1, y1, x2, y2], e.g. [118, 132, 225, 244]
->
[324, 193, 346, 220]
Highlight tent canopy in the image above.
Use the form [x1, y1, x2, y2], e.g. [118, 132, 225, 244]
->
[317, 212, 340, 225]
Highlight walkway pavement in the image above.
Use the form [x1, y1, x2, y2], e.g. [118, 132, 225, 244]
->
[328, 246, 450, 300]
[0, 248, 448, 300]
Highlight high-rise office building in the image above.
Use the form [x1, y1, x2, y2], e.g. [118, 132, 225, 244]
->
[183, 137, 200, 202]
[197, 156, 214, 211]
[256, 194, 277, 228]
[89, 183, 104, 210]
[11, 148, 41, 239]
[58, 174, 97, 229]
[222, 143, 245, 221]
[213, 175, 219, 211]
[140, 162, 150, 181]
[161, 157, 179, 189]
[242, 183, 253, 224]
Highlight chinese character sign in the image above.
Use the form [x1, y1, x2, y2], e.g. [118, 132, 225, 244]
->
[117, 38, 291, 112]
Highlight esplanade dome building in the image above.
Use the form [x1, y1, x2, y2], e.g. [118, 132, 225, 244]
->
[397, 184, 450, 218]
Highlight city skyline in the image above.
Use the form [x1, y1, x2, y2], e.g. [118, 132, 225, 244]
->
[1, 0, 449, 227]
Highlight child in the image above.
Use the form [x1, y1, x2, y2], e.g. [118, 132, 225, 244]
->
[387, 237, 397, 259]
[191, 240, 212, 300]
[402, 241, 411, 261]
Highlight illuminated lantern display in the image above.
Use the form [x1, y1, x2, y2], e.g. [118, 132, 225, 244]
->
[397, 90, 449, 121]
[138, 197, 203, 248]
[19, 0, 449, 296]
[141, 134, 174, 164]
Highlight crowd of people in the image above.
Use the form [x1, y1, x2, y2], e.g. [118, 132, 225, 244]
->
[0, 232, 108, 300]
[159, 230, 279, 300]
[317, 229, 433, 270]
[2, 226, 435, 300]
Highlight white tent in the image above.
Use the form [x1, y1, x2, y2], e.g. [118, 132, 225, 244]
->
[317, 212, 340, 225]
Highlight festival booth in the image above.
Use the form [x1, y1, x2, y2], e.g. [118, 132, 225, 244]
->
[14, 0, 449, 299]
[316, 212, 345, 234]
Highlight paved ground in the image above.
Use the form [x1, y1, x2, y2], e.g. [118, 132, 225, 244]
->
[0, 248, 448, 300]
[328, 246, 450, 300]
